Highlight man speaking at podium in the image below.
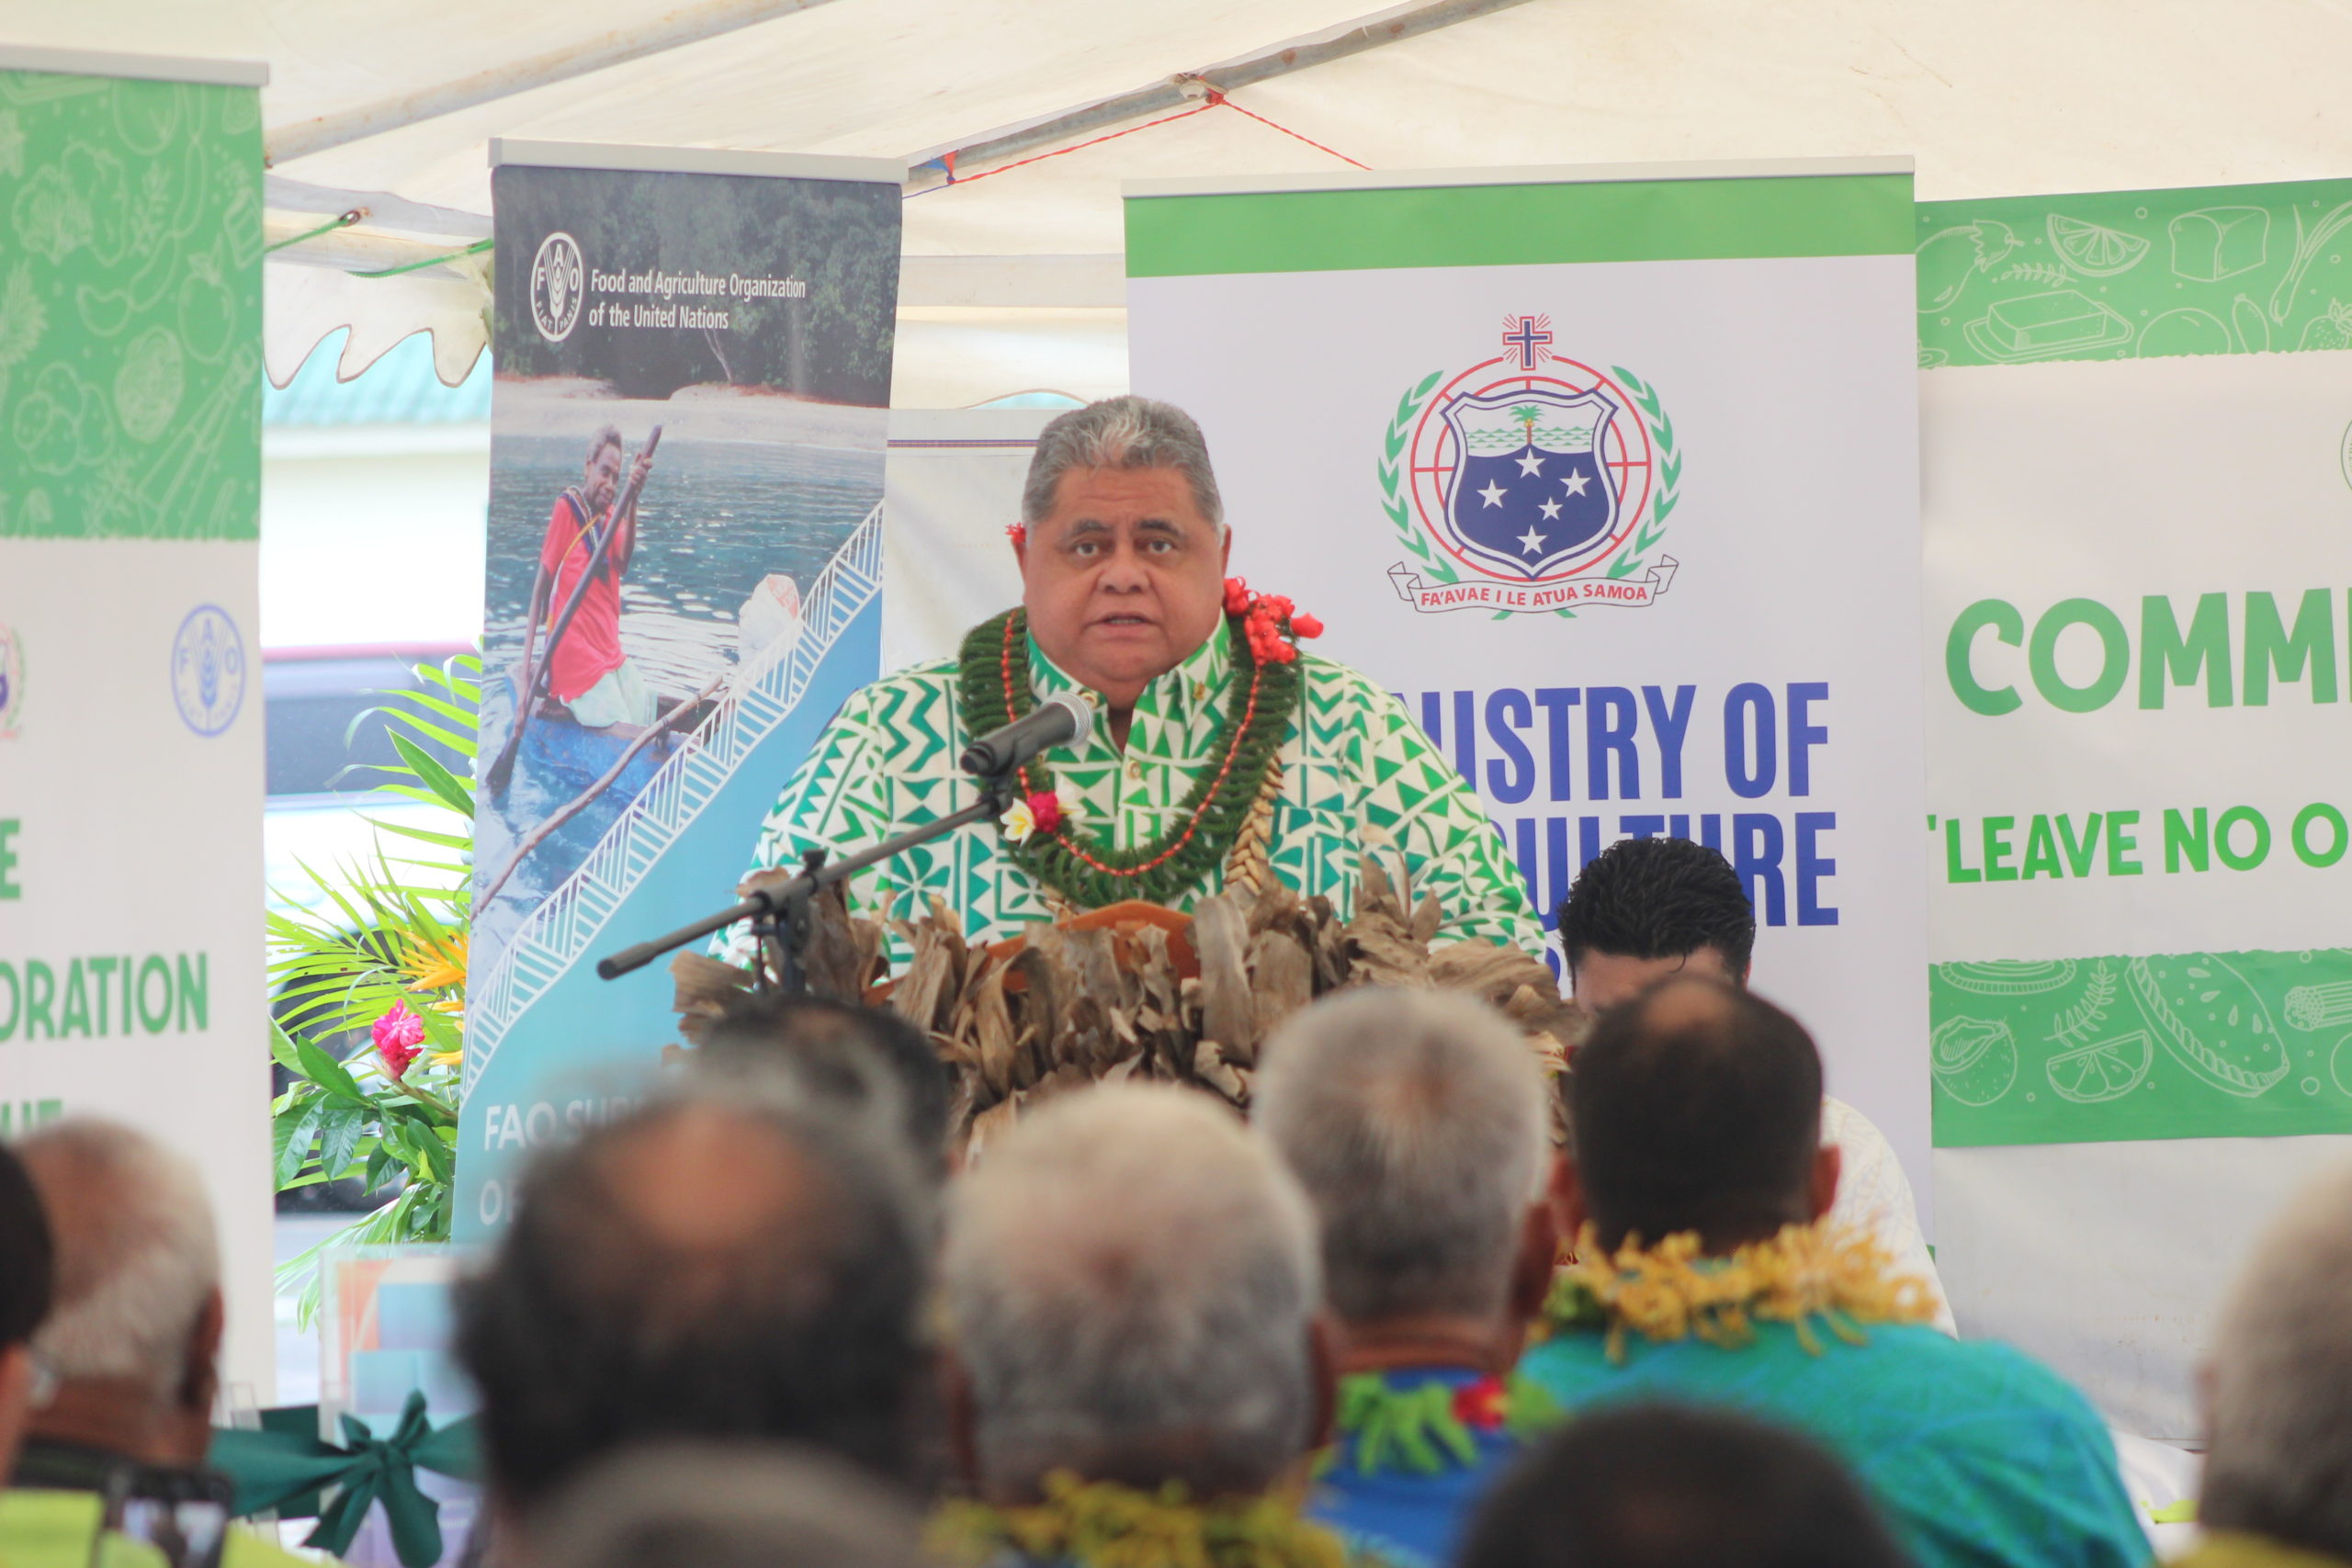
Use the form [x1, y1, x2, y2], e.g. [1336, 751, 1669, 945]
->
[729, 397, 1544, 962]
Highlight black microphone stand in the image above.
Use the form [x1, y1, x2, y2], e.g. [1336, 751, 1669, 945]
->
[594, 769, 1019, 993]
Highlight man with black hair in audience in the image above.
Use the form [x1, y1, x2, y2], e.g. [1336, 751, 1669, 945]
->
[1461, 1403, 1913, 1568]
[693, 992, 953, 1177]
[1558, 835, 1952, 1331]
[1519, 977, 2146, 1568]
[0, 1140, 53, 1483]
[455, 1082, 932, 1554]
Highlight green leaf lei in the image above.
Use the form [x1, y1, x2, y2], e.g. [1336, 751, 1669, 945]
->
[1329, 1372, 1562, 1477]
[956, 608, 1301, 909]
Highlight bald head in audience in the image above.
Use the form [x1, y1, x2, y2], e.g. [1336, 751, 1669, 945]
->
[15, 1121, 223, 1475]
[457, 1088, 931, 1526]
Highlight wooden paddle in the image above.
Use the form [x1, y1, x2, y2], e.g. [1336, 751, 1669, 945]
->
[485, 424, 662, 797]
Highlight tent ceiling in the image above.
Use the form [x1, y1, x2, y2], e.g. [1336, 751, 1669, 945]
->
[15, 0, 2346, 392]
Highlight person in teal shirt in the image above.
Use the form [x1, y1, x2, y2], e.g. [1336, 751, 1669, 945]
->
[1520, 977, 2148, 1568]
[1256, 990, 1565, 1568]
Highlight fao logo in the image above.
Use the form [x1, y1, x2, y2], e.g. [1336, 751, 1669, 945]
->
[1381, 315, 1681, 617]
[531, 231, 586, 343]
[170, 606, 245, 738]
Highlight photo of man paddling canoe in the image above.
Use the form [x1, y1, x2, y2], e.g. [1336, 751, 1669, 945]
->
[527, 424, 658, 737]
[469, 162, 897, 990]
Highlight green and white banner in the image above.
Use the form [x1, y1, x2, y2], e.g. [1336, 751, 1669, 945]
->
[1921, 177, 2352, 1437]
[1125, 160, 1931, 1196]
[0, 48, 273, 1399]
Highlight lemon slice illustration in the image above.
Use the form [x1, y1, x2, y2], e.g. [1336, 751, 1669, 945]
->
[1939, 959, 2077, 996]
[2048, 215, 2151, 276]
[1931, 1015, 2018, 1107]
[2045, 1030, 2153, 1104]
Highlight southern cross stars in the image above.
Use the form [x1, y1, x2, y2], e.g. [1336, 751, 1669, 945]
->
[1477, 479, 1509, 508]
[1563, 469, 1591, 497]
[1539, 497, 1563, 520]
[1516, 525, 1548, 555]
[1514, 449, 1546, 477]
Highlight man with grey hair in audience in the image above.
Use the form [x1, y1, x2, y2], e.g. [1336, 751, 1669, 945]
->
[0, 1118, 317, 1567]
[935, 1084, 1348, 1567]
[530, 1443, 932, 1568]
[723, 394, 1542, 973]
[1256, 988, 1559, 1568]
[2177, 1161, 2352, 1568]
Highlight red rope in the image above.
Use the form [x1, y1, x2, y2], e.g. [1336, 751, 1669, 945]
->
[910, 91, 1366, 195]
[1211, 94, 1371, 170]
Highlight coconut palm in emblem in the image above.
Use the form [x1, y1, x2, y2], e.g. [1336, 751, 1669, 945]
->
[1441, 385, 1620, 579]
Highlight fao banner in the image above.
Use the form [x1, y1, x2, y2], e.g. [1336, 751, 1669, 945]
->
[460, 141, 899, 1239]
[1124, 159, 1930, 1195]
[0, 48, 273, 1398]
[1919, 176, 2352, 1437]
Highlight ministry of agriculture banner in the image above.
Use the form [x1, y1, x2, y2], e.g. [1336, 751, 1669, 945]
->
[1921, 177, 2352, 1435]
[0, 49, 274, 1394]
[460, 141, 899, 1239]
[1124, 159, 1930, 1190]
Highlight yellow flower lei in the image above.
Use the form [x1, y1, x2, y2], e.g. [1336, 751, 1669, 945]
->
[931, 1473, 1350, 1568]
[1541, 1218, 1939, 1364]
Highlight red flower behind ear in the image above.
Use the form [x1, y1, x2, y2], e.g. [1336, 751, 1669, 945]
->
[1006, 524, 1028, 547]
[1223, 577, 1253, 616]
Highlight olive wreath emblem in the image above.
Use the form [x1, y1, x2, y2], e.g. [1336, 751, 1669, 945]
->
[1378, 366, 1680, 619]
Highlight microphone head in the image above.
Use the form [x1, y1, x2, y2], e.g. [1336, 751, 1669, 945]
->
[1046, 689, 1095, 750]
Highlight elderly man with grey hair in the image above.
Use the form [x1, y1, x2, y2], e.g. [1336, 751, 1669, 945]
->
[935, 1084, 1349, 1567]
[1255, 988, 1559, 1568]
[725, 395, 1542, 970]
[2175, 1162, 2352, 1568]
[0, 1119, 319, 1567]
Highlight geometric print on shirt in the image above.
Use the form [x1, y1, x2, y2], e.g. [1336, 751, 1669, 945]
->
[723, 616, 1545, 968]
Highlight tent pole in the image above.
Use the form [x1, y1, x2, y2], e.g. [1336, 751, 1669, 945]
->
[900, 0, 1536, 190]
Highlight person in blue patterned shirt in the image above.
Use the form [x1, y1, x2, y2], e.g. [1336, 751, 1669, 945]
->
[1257, 988, 1563, 1568]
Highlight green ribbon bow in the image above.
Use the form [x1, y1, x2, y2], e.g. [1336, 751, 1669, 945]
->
[209, 1391, 481, 1568]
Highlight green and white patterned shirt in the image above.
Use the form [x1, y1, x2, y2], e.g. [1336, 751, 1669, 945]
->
[727, 618, 1544, 965]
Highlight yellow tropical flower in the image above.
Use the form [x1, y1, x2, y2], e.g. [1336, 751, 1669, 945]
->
[400, 931, 468, 993]
[426, 1048, 464, 1068]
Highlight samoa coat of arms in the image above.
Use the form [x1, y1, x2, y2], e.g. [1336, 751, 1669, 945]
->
[1380, 314, 1680, 616]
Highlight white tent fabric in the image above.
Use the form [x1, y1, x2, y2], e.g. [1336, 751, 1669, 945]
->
[12, 0, 2349, 392]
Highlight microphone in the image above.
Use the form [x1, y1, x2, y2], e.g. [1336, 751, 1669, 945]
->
[960, 690, 1094, 777]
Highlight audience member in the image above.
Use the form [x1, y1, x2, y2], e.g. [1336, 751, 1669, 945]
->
[0, 1119, 313, 1566]
[0, 1141, 54, 1482]
[1557, 836, 1953, 1330]
[531, 1442, 933, 1568]
[1461, 1401, 1914, 1568]
[455, 1088, 931, 1544]
[2186, 1161, 2352, 1568]
[695, 991, 955, 1176]
[1519, 978, 2146, 1568]
[1256, 989, 1556, 1568]
[934, 1085, 1340, 1566]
